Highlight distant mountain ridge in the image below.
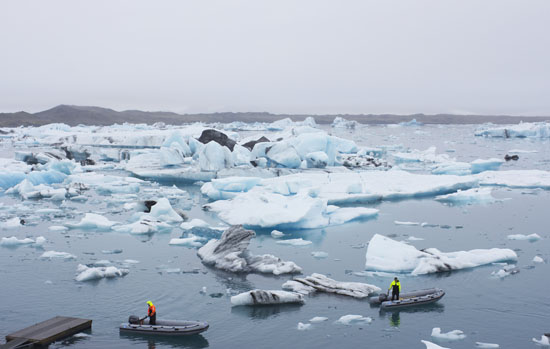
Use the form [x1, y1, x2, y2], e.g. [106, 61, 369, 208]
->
[0, 105, 548, 127]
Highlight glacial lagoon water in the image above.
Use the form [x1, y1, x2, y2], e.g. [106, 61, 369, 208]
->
[1, 124, 549, 348]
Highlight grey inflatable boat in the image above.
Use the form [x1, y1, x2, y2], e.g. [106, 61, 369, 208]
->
[119, 316, 209, 335]
[369, 288, 445, 309]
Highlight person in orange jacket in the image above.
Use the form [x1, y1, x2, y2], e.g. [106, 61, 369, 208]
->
[147, 301, 156, 325]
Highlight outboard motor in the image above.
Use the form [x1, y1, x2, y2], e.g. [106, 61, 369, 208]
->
[128, 315, 140, 324]
[378, 293, 388, 302]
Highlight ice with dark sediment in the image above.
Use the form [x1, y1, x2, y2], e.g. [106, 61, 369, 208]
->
[365, 234, 517, 275]
[197, 225, 302, 275]
[230, 290, 305, 306]
[282, 273, 381, 298]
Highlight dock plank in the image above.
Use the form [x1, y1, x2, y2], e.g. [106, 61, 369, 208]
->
[5, 316, 92, 345]
[0, 338, 29, 349]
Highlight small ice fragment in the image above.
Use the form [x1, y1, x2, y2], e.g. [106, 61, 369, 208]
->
[394, 221, 420, 226]
[75, 264, 128, 281]
[297, 322, 311, 331]
[421, 340, 450, 349]
[34, 236, 46, 246]
[335, 315, 372, 325]
[44, 280, 53, 285]
[407, 236, 424, 241]
[309, 316, 328, 323]
[101, 249, 123, 254]
[533, 256, 544, 263]
[1, 217, 23, 229]
[507, 233, 541, 242]
[201, 286, 207, 294]
[49, 226, 68, 232]
[72, 333, 90, 338]
[431, 327, 466, 341]
[311, 251, 328, 258]
[0, 236, 35, 246]
[180, 218, 209, 230]
[123, 259, 140, 264]
[271, 230, 285, 238]
[276, 238, 312, 246]
[41, 250, 77, 259]
[169, 234, 206, 247]
[476, 342, 500, 348]
[532, 335, 550, 346]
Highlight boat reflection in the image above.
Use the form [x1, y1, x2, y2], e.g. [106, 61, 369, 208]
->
[119, 331, 209, 348]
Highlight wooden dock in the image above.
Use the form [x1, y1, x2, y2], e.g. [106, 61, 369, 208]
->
[2, 316, 91, 348]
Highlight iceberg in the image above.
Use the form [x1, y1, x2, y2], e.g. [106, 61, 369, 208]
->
[169, 234, 206, 247]
[507, 233, 541, 242]
[335, 315, 372, 325]
[75, 264, 129, 282]
[477, 170, 550, 189]
[296, 322, 311, 331]
[230, 290, 304, 306]
[421, 340, 449, 349]
[435, 188, 497, 205]
[475, 122, 550, 138]
[113, 218, 173, 234]
[284, 273, 381, 298]
[197, 225, 302, 275]
[365, 234, 517, 275]
[66, 213, 118, 231]
[276, 238, 312, 246]
[41, 250, 77, 260]
[0, 217, 23, 230]
[271, 230, 285, 238]
[309, 316, 328, 323]
[148, 198, 184, 223]
[476, 342, 500, 348]
[533, 256, 544, 263]
[331, 116, 359, 129]
[470, 158, 504, 174]
[431, 327, 466, 341]
[1, 236, 35, 246]
[532, 335, 550, 346]
[311, 251, 328, 259]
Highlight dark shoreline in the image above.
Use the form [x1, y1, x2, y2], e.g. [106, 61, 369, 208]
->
[1, 105, 548, 127]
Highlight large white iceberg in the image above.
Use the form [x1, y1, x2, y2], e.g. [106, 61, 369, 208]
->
[365, 234, 517, 275]
[475, 122, 550, 138]
[197, 225, 302, 275]
[75, 264, 129, 282]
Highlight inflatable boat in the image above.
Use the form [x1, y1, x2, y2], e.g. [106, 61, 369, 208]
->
[369, 288, 445, 309]
[119, 316, 209, 336]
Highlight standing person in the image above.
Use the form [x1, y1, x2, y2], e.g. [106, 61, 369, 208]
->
[147, 301, 156, 325]
[388, 277, 401, 301]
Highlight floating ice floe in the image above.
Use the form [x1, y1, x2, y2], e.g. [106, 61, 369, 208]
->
[533, 256, 544, 263]
[113, 218, 173, 235]
[0, 169, 66, 193]
[335, 315, 372, 325]
[5, 179, 67, 200]
[204, 188, 378, 229]
[491, 265, 520, 278]
[475, 122, 550, 138]
[507, 233, 541, 242]
[197, 225, 302, 275]
[476, 170, 550, 190]
[230, 290, 304, 306]
[394, 221, 420, 226]
[421, 340, 449, 349]
[271, 230, 285, 238]
[309, 316, 328, 323]
[276, 238, 312, 246]
[475, 342, 500, 348]
[365, 234, 517, 275]
[431, 327, 466, 341]
[407, 236, 424, 241]
[296, 322, 311, 331]
[282, 273, 381, 298]
[41, 250, 77, 260]
[169, 234, 207, 247]
[532, 335, 550, 346]
[435, 187, 497, 205]
[75, 264, 129, 282]
[393, 147, 451, 164]
[311, 251, 328, 259]
[1, 217, 24, 230]
[66, 213, 118, 231]
[332, 117, 359, 129]
[1, 236, 35, 246]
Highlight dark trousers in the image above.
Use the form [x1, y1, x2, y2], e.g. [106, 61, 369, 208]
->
[391, 287, 399, 301]
[149, 313, 156, 325]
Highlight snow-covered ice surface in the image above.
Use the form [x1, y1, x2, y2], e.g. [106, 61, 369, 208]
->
[365, 234, 517, 275]
[1, 122, 550, 348]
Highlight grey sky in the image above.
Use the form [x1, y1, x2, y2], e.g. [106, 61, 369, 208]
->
[1, 0, 549, 115]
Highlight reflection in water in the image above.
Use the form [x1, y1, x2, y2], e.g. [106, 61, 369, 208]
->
[390, 312, 400, 327]
[231, 304, 302, 320]
[120, 332, 209, 348]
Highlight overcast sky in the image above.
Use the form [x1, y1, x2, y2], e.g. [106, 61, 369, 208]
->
[1, 0, 549, 115]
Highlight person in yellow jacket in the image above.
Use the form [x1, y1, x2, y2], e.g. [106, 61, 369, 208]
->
[388, 277, 401, 301]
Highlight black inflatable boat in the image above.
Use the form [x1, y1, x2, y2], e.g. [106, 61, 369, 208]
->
[119, 316, 209, 335]
[369, 288, 445, 309]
